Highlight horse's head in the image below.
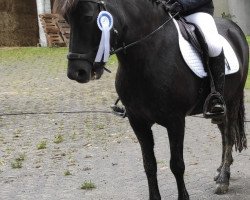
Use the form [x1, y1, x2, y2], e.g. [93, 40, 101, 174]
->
[54, 0, 118, 83]
[54, 0, 169, 83]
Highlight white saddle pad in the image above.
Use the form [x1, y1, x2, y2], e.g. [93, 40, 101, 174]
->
[173, 19, 239, 78]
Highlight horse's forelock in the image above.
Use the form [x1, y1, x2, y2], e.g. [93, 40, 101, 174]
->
[53, 0, 79, 16]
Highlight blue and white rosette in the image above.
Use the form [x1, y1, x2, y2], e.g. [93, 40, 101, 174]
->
[95, 11, 113, 63]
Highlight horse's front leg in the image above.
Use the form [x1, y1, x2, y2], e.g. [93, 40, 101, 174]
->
[166, 116, 189, 200]
[128, 115, 161, 200]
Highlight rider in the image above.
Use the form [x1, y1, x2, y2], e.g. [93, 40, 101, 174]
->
[169, 0, 226, 122]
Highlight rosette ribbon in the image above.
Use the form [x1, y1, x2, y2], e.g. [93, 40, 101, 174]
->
[95, 11, 113, 63]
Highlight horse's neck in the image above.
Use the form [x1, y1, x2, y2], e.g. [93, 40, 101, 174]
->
[113, 0, 169, 43]
[112, 0, 174, 70]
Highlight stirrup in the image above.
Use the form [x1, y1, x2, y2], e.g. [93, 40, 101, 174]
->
[111, 105, 127, 118]
[203, 92, 226, 119]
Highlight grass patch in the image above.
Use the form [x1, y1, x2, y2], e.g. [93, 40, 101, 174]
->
[11, 160, 23, 169]
[245, 78, 250, 89]
[54, 134, 64, 144]
[0, 47, 117, 65]
[0, 47, 118, 77]
[244, 36, 250, 89]
[157, 160, 166, 165]
[81, 181, 96, 190]
[15, 153, 26, 162]
[11, 154, 26, 169]
[64, 170, 72, 176]
[37, 140, 47, 150]
[96, 124, 105, 130]
[246, 35, 250, 45]
[13, 129, 22, 138]
[0, 47, 67, 61]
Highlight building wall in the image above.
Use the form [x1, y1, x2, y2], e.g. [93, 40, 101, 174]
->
[214, 0, 250, 35]
[0, 0, 39, 46]
[36, 0, 51, 46]
[228, 0, 250, 35]
[214, 0, 229, 18]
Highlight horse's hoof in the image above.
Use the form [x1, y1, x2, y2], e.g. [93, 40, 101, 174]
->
[215, 183, 229, 194]
[214, 173, 219, 181]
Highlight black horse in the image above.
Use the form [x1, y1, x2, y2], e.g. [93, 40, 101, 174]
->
[54, 0, 248, 199]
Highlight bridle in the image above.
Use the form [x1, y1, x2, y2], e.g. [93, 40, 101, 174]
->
[67, 0, 109, 62]
[67, 0, 178, 69]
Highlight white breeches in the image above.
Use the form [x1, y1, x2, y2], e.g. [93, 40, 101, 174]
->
[184, 12, 223, 57]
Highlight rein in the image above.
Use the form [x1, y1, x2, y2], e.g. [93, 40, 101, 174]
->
[68, 0, 178, 67]
[111, 12, 179, 55]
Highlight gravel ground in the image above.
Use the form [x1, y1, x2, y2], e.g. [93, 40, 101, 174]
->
[0, 48, 250, 200]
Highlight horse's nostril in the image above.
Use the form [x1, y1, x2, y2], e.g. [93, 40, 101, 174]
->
[68, 62, 91, 83]
[67, 71, 75, 80]
[78, 69, 87, 78]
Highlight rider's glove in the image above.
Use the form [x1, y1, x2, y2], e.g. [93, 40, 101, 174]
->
[169, 2, 183, 13]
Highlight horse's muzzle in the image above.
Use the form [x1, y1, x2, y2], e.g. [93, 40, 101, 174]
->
[67, 60, 104, 83]
[67, 60, 91, 83]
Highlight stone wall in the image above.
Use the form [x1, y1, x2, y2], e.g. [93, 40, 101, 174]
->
[0, 0, 39, 46]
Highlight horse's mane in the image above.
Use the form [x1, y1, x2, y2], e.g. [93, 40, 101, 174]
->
[53, 0, 79, 16]
[53, 0, 162, 16]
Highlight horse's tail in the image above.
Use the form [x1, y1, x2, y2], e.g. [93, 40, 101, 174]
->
[234, 92, 247, 152]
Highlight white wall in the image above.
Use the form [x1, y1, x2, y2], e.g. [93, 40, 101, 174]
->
[36, 0, 51, 47]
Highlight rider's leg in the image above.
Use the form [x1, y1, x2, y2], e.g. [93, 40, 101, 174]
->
[185, 12, 226, 119]
[184, 12, 223, 57]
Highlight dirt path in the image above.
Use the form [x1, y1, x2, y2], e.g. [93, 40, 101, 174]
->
[0, 48, 250, 200]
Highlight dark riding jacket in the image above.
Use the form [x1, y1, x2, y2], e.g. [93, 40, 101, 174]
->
[172, 0, 214, 16]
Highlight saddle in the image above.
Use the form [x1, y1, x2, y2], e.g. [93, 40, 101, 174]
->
[176, 17, 209, 67]
[176, 17, 226, 120]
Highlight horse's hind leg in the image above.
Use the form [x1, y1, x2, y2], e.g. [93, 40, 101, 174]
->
[213, 124, 229, 181]
[214, 118, 234, 194]
[128, 115, 161, 200]
[166, 116, 189, 200]
[214, 95, 245, 194]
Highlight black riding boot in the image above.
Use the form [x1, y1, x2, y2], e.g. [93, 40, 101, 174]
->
[205, 51, 226, 124]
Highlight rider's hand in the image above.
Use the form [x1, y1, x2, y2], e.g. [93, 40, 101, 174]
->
[169, 2, 183, 13]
